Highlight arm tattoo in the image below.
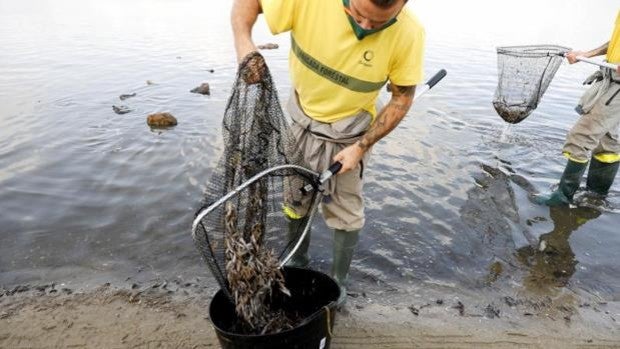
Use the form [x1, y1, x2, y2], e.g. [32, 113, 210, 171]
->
[356, 84, 416, 151]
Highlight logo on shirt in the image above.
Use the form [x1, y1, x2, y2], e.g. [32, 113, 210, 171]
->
[359, 50, 374, 67]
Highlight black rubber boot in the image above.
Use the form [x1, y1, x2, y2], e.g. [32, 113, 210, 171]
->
[285, 216, 311, 268]
[331, 229, 360, 307]
[586, 157, 619, 196]
[535, 160, 588, 206]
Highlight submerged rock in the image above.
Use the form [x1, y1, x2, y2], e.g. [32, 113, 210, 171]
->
[147, 112, 177, 128]
[113, 105, 132, 115]
[258, 43, 279, 50]
[190, 83, 210, 95]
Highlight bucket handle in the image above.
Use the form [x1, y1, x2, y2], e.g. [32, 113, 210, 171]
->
[324, 305, 333, 338]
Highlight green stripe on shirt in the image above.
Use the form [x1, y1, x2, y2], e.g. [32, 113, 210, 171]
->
[291, 35, 387, 93]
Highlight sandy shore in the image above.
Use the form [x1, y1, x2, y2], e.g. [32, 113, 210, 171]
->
[1, 283, 619, 349]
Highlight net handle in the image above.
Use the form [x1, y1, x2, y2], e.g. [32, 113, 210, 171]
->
[576, 56, 618, 70]
[560, 52, 619, 70]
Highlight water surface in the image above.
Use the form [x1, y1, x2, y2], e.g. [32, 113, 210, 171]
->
[1, 0, 619, 306]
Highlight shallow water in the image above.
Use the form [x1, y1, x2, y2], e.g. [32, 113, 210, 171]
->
[1, 0, 619, 306]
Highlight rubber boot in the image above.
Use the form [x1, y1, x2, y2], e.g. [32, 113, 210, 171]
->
[535, 160, 588, 206]
[586, 157, 619, 196]
[284, 216, 311, 268]
[331, 229, 360, 307]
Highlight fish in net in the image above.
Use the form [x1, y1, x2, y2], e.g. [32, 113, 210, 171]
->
[191, 52, 321, 334]
[493, 45, 569, 123]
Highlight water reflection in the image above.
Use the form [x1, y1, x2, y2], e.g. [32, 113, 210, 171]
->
[516, 206, 601, 294]
[460, 162, 537, 251]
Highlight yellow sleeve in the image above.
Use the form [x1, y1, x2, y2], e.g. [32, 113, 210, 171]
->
[260, 0, 297, 35]
[607, 10, 620, 63]
[388, 24, 425, 86]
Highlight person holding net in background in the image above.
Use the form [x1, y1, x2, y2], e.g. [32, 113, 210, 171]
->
[538, 10, 620, 206]
[231, 0, 424, 305]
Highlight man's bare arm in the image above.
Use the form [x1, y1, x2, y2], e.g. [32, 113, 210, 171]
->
[583, 42, 609, 58]
[566, 42, 609, 64]
[357, 84, 416, 152]
[231, 0, 262, 62]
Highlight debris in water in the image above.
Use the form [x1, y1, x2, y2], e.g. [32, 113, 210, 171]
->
[258, 43, 279, 50]
[484, 304, 500, 318]
[113, 105, 131, 114]
[453, 301, 465, 316]
[119, 93, 136, 101]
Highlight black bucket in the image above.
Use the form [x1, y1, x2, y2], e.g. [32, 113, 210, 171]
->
[209, 267, 340, 349]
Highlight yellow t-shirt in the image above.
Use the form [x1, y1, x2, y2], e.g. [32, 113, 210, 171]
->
[608, 10, 620, 63]
[260, 0, 425, 123]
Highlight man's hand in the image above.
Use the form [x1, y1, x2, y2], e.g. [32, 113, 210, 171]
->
[565, 50, 585, 64]
[240, 51, 267, 84]
[333, 142, 365, 174]
[566, 42, 609, 65]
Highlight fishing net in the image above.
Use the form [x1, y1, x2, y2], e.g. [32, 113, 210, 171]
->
[191, 52, 321, 334]
[493, 45, 569, 123]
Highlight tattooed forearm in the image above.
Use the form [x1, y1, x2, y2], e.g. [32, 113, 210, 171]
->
[388, 100, 410, 112]
[357, 85, 416, 151]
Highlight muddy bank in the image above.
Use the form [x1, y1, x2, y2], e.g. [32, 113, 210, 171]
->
[1, 283, 619, 349]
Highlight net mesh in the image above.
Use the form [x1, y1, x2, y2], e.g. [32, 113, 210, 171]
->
[192, 52, 318, 334]
[493, 45, 569, 123]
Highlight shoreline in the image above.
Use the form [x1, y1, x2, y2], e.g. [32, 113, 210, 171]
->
[1, 283, 619, 348]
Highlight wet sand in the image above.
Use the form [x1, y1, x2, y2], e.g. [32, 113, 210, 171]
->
[2, 283, 619, 349]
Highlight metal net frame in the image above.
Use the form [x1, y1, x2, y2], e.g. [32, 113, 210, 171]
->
[493, 45, 570, 123]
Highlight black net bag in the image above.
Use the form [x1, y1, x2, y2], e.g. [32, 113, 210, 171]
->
[191, 52, 323, 334]
[493, 45, 569, 123]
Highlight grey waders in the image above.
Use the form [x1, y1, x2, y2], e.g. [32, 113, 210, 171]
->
[536, 159, 588, 206]
[586, 156, 620, 195]
[331, 229, 360, 307]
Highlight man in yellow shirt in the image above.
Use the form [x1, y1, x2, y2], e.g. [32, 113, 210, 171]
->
[538, 10, 620, 206]
[231, 0, 424, 305]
